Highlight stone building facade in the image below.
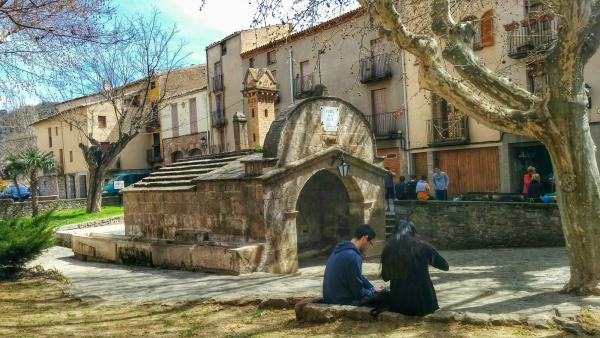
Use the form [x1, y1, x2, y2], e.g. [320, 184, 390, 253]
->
[71, 97, 386, 275]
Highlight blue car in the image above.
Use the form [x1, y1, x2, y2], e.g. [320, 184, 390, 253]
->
[2, 184, 31, 201]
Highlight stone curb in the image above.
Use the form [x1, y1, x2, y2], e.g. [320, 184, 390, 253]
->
[293, 300, 598, 334]
[54, 216, 124, 248]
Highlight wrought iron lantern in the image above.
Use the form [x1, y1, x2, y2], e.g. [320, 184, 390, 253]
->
[338, 155, 350, 177]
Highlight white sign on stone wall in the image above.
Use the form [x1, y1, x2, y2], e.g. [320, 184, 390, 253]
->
[320, 106, 340, 132]
[113, 180, 125, 190]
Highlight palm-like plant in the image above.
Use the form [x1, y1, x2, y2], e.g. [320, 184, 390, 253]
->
[1, 156, 24, 201]
[17, 149, 56, 216]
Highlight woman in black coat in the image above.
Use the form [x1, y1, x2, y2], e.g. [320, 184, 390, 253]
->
[380, 220, 449, 316]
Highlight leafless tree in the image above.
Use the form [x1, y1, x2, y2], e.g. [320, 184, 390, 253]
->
[53, 12, 187, 213]
[0, 0, 117, 106]
[247, 0, 600, 295]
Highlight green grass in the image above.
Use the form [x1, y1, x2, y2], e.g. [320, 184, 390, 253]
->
[14, 206, 124, 228]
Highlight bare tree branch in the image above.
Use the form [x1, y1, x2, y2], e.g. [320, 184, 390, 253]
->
[430, 0, 539, 111]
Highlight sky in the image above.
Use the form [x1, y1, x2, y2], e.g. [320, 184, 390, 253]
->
[113, 0, 261, 65]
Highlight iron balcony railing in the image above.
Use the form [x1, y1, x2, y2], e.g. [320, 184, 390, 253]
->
[212, 74, 223, 92]
[365, 111, 404, 139]
[359, 54, 392, 83]
[294, 74, 314, 97]
[211, 111, 227, 129]
[146, 102, 160, 131]
[506, 16, 559, 59]
[427, 116, 469, 146]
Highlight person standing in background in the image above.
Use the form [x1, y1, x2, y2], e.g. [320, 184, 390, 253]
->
[431, 168, 449, 200]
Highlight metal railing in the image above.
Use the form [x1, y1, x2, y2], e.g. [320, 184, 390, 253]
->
[294, 74, 313, 96]
[365, 111, 404, 139]
[359, 54, 392, 83]
[427, 116, 469, 146]
[507, 16, 559, 59]
[211, 111, 226, 128]
[212, 74, 223, 92]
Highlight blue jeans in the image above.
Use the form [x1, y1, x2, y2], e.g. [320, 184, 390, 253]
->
[435, 190, 448, 200]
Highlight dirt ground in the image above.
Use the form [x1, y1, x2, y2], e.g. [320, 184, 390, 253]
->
[0, 272, 597, 338]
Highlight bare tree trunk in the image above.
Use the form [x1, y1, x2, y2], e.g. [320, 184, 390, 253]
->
[12, 177, 21, 201]
[30, 173, 39, 217]
[86, 166, 107, 214]
[543, 107, 600, 295]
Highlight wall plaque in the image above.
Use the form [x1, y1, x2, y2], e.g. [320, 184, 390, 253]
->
[320, 106, 340, 132]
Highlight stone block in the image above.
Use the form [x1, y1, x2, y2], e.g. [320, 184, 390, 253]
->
[72, 234, 118, 262]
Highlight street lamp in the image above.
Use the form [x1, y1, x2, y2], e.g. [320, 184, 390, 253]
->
[338, 155, 350, 177]
[200, 137, 208, 149]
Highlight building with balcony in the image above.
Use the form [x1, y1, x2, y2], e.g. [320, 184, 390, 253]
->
[158, 65, 210, 165]
[205, 25, 292, 154]
[30, 64, 207, 198]
[234, 9, 408, 178]
[403, 0, 600, 197]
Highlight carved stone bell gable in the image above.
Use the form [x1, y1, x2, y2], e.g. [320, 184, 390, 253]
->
[243, 68, 277, 92]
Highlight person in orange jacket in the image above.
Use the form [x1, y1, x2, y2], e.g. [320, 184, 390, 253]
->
[416, 175, 430, 201]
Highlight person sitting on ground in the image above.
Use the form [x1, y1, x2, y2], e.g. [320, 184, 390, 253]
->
[380, 220, 449, 316]
[416, 175, 431, 201]
[395, 176, 407, 200]
[323, 224, 382, 305]
[527, 173, 545, 202]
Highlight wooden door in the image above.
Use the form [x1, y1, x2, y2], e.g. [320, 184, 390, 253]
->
[413, 152, 428, 178]
[436, 147, 500, 197]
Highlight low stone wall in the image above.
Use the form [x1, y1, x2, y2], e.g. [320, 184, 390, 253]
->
[0, 196, 121, 220]
[54, 216, 124, 248]
[395, 200, 564, 250]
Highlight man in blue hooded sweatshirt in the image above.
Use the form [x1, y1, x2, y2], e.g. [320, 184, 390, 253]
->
[323, 224, 379, 305]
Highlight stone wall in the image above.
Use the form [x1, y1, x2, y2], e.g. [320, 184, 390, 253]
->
[162, 132, 209, 165]
[0, 196, 121, 220]
[395, 200, 564, 249]
[124, 180, 265, 243]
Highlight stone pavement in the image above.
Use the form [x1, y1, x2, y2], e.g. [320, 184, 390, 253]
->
[32, 245, 600, 318]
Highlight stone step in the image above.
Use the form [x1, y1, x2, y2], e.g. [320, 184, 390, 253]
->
[142, 174, 201, 182]
[167, 159, 235, 168]
[133, 180, 197, 188]
[148, 168, 213, 177]
[125, 185, 196, 192]
[173, 153, 247, 165]
[184, 150, 253, 162]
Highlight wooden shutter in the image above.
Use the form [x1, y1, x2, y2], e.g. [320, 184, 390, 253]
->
[480, 10, 494, 47]
[371, 89, 386, 115]
[370, 38, 385, 57]
[189, 98, 197, 134]
[171, 103, 179, 137]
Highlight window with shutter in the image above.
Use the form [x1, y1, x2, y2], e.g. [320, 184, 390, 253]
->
[480, 10, 494, 47]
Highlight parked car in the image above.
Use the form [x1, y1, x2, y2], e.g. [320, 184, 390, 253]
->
[102, 171, 150, 196]
[2, 184, 32, 201]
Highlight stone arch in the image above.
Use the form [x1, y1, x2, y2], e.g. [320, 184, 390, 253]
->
[171, 150, 184, 163]
[260, 97, 386, 274]
[188, 148, 203, 156]
[295, 169, 364, 260]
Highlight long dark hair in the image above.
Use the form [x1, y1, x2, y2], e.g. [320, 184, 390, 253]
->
[380, 220, 420, 281]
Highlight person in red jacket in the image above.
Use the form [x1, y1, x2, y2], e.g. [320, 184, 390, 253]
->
[522, 166, 536, 194]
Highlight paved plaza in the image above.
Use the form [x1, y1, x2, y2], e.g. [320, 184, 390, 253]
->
[33, 238, 600, 318]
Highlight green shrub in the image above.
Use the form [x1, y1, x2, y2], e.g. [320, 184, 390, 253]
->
[0, 212, 55, 277]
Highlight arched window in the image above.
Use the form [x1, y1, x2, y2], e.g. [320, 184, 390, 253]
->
[480, 10, 494, 47]
[171, 151, 184, 163]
